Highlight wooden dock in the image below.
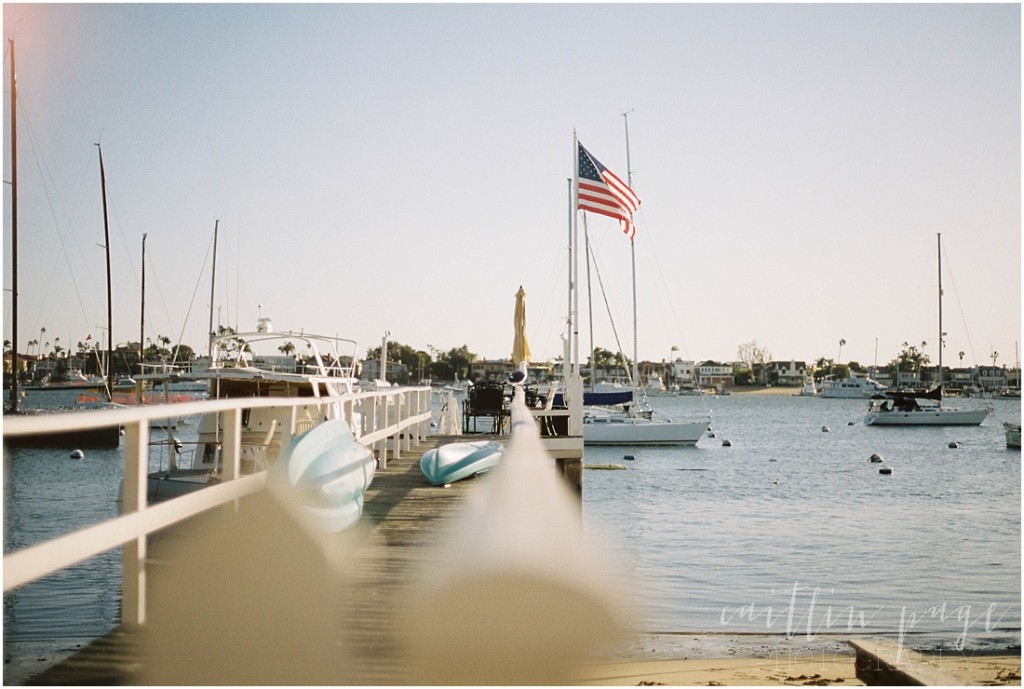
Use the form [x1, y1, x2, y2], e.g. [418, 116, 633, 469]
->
[24, 433, 502, 686]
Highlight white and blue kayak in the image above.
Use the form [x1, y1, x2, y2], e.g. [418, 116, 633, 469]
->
[420, 440, 503, 486]
[269, 419, 376, 532]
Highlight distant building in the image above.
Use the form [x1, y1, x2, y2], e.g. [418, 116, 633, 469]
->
[696, 360, 733, 388]
[766, 360, 807, 387]
[468, 359, 553, 384]
[975, 365, 1009, 391]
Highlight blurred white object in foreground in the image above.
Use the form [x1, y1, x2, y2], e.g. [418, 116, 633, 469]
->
[404, 387, 631, 684]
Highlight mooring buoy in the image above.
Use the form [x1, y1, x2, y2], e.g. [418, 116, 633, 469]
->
[879, 466, 893, 475]
[821, 426, 830, 432]
[721, 439, 731, 447]
[70, 449, 84, 460]
[623, 454, 635, 461]
[869, 453, 884, 463]
[948, 442, 960, 449]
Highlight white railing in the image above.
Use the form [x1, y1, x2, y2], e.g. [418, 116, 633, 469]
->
[2, 386, 432, 625]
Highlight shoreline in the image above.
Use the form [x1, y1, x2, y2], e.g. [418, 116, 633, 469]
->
[575, 634, 1022, 685]
[577, 652, 1022, 686]
[726, 385, 807, 396]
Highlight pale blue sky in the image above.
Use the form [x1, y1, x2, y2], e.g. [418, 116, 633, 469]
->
[4, 3, 1020, 369]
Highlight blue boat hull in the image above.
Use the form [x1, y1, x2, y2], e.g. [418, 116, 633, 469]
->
[552, 390, 633, 407]
[420, 441, 503, 486]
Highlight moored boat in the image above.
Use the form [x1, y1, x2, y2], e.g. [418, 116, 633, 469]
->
[420, 440, 503, 486]
[582, 405, 707, 446]
[864, 387, 990, 426]
[864, 235, 990, 428]
[819, 374, 887, 398]
[1004, 422, 1021, 449]
[571, 123, 711, 446]
[135, 320, 362, 503]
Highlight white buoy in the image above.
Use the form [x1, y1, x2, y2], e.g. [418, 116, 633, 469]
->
[70, 449, 84, 460]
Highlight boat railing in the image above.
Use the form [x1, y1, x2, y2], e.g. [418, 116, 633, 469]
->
[2, 385, 432, 626]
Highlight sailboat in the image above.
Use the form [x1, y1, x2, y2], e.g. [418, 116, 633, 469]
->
[3, 40, 119, 447]
[864, 234, 991, 426]
[573, 119, 709, 446]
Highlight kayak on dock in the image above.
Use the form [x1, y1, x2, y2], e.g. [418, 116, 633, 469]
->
[420, 440, 503, 486]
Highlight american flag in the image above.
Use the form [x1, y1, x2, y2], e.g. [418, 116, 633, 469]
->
[577, 142, 642, 240]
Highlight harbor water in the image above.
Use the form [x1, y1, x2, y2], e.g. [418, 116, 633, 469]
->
[583, 392, 1021, 654]
[3, 390, 1020, 683]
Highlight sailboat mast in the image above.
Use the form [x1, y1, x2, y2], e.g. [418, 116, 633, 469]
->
[97, 144, 113, 402]
[8, 39, 19, 412]
[937, 232, 943, 388]
[623, 110, 639, 391]
[585, 221, 595, 391]
[139, 233, 146, 379]
[207, 219, 219, 359]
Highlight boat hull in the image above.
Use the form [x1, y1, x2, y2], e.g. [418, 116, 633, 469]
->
[583, 416, 708, 446]
[864, 409, 990, 426]
[420, 441, 503, 486]
[1004, 423, 1021, 449]
[3, 409, 121, 448]
[269, 419, 375, 532]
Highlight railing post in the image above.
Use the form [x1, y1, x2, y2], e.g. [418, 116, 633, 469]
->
[222, 408, 241, 481]
[121, 419, 149, 627]
[414, 389, 425, 445]
[373, 394, 387, 469]
[393, 392, 404, 459]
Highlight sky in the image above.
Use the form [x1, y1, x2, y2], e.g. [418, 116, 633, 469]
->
[3, 3, 1021, 370]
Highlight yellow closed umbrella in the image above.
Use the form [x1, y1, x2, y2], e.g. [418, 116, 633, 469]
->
[512, 286, 531, 365]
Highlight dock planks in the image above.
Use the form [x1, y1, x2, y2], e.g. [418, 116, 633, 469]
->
[24, 434, 493, 686]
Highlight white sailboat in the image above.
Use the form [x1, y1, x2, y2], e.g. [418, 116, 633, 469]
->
[864, 234, 990, 427]
[573, 118, 709, 446]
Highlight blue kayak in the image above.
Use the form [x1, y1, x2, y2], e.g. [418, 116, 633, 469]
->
[420, 440, 503, 486]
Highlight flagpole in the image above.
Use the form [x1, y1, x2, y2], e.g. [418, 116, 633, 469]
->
[571, 130, 580, 376]
[568, 131, 583, 437]
[569, 175, 577, 380]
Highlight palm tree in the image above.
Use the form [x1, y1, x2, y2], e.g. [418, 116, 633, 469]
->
[838, 338, 846, 364]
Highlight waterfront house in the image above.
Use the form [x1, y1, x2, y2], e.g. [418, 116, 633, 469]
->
[696, 360, 734, 388]
[766, 360, 807, 387]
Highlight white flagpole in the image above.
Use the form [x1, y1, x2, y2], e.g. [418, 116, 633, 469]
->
[571, 131, 580, 375]
[568, 131, 583, 436]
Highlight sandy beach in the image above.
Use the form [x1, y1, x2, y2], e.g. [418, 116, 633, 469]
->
[572, 634, 1021, 685]
[577, 652, 1021, 686]
[726, 385, 806, 397]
